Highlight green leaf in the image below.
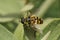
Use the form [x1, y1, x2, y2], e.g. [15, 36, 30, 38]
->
[23, 35, 29, 40]
[0, 24, 18, 40]
[41, 31, 51, 40]
[0, 22, 18, 33]
[0, 18, 14, 22]
[6, 22, 17, 32]
[47, 23, 60, 40]
[20, 3, 34, 12]
[43, 0, 60, 18]
[35, 0, 56, 17]
[14, 23, 24, 40]
[0, 0, 25, 16]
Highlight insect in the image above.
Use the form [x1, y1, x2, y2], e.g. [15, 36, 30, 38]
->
[21, 12, 43, 34]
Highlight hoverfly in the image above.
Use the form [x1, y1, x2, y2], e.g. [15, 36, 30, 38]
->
[21, 12, 43, 34]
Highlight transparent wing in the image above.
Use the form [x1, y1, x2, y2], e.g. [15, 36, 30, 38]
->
[33, 24, 43, 34]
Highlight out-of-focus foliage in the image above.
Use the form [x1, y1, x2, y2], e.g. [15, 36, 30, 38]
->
[43, 0, 60, 18]
[14, 23, 24, 40]
[0, 24, 18, 40]
[0, 0, 60, 40]
[0, 0, 25, 17]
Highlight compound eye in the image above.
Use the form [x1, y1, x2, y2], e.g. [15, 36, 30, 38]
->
[21, 18, 25, 24]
